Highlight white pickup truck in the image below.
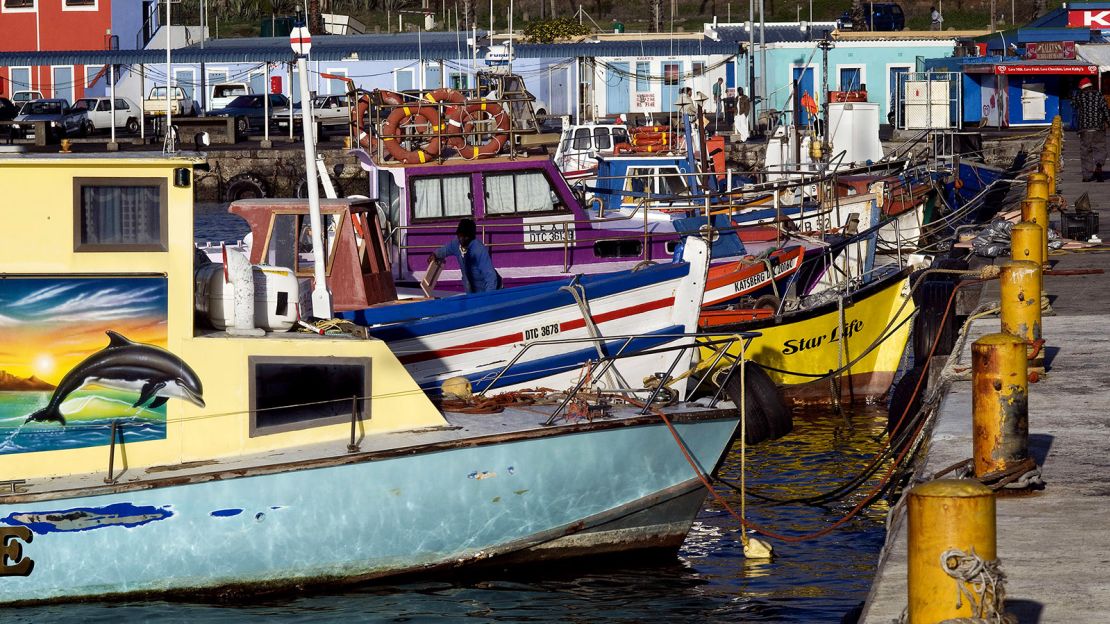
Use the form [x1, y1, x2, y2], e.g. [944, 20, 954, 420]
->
[210, 83, 252, 111]
[144, 86, 198, 117]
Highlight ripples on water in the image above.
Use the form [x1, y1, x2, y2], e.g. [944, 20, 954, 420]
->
[11, 405, 895, 623]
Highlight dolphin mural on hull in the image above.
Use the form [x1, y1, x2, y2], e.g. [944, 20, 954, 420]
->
[25, 331, 205, 426]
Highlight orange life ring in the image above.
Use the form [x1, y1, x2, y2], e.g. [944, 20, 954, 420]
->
[613, 142, 634, 154]
[631, 131, 668, 142]
[354, 90, 404, 153]
[630, 144, 669, 153]
[633, 125, 668, 133]
[380, 104, 443, 164]
[457, 99, 510, 159]
[424, 88, 467, 149]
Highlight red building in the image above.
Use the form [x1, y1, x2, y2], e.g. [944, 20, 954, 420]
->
[0, 0, 134, 102]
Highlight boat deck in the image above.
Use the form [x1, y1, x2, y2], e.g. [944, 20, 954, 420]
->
[860, 135, 1110, 622]
[2, 401, 735, 504]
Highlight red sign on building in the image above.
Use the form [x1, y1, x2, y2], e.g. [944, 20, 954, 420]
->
[1025, 41, 1076, 60]
[994, 64, 1098, 75]
[1068, 10, 1110, 27]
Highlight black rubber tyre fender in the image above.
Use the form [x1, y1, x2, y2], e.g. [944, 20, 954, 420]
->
[753, 293, 780, 311]
[297, 177, 343, 200]
[720, 361, 792, 445]
[225, 172, 270, 202]
[887, 366, 926, 437]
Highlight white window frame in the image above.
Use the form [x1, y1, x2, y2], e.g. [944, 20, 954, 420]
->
[172, 67, 197, 101]
[786, 62, 819, 116]
[836, 64, 867, 92]
[61, 0, 98, 12]
[323, 68, 347, 95]
[394, 68, 415, 92]
[8, 65, 32, 94]
[1, 0, 37, 14]
[50, 65, 75, 103]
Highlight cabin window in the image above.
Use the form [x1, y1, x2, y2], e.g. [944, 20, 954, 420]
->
[264, 212, 341, 276]
[658, 167, 690, 195]
[248, 356, 370, 437]
[593, 127, 612, 150]
[594, 239, 643, 258]
[572, 127, 591, 150]
[412, 175, 471, 220]
[485, 171, 556, 215]
[73, 178, 167, 252]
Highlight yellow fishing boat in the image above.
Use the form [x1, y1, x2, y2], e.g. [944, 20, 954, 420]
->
[699, 267, 915, 404]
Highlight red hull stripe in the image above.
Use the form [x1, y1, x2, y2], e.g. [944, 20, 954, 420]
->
[399, 296, 676, 364]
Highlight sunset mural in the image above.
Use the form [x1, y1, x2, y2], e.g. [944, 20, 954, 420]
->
[0, 276, 174, 455]
[0, 277, 168, 386]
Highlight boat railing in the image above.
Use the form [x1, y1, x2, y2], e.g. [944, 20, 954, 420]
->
[471, 331, 760, 424]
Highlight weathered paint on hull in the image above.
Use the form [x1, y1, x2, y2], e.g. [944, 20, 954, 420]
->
[0, 417, 738, 605]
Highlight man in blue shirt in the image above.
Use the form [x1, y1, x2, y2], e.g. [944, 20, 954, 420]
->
[427, 218, 502, 293]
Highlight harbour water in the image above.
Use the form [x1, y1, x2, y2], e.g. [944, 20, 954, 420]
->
[9, 206, 898, 621]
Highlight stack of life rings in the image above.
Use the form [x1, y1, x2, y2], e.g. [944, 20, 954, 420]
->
[614, 125, 672, 155]
[361, 88, 512, 164]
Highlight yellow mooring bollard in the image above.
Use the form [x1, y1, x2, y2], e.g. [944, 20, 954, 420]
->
[1038, 161, 1056, 196]
[1000, 260, 1044, 373]
[908, 479, 1002, 622]
[1011, 221, 1044, 268]
[972, 334, 1031, 480]
[1025, 172, 1049, 203]
[1020, 198, 1050, 267]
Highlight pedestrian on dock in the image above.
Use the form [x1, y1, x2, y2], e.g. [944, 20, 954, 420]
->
[428, 218, 502, 293]
[930, 6, 943, 30]
[1072, 77, 1110, 182]
[713, 78, 724, 123]
[733, 87, 751, 142]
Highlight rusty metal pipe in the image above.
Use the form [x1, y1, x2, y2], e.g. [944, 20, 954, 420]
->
[907, 479, 997, 622]
[972, 334, 1030, 479]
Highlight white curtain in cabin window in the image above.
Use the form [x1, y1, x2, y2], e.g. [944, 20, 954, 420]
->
[442, 175, 471, 217]
[515, 172, 553, 213]
[413, 175, 470, 219]
[485, 174, 515, 214]
[81, 186, 160, 245]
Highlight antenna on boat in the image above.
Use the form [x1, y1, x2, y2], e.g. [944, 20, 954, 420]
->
[163, 0, 175, 154]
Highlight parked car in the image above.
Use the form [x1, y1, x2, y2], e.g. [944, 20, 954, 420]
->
[276, 94, 351, 131]
[144, 86, 198, 117]
[11, 90, 44, 105]
[210, 82, 252, 111]
[72, 97, 141, 133]
[210, 93, 291, 133]
[11, 99, 90, 140]
[0, 97, 17, 121]
[837, 2, 905, 31]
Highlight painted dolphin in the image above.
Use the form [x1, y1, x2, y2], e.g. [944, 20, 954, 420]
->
[25, 330, 205, 426]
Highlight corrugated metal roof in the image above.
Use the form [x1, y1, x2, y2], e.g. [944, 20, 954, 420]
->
[0, 31, 735, 66]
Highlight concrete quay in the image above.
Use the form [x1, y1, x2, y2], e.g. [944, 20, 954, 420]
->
[859, 136, 1110, 623]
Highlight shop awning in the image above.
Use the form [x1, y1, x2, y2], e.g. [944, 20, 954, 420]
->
[1077, 43, 1110, 71]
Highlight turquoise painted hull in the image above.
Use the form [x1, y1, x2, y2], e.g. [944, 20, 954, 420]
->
[0, 417, 738, 604]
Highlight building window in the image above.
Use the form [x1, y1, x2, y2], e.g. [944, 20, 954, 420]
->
[412, 174, 472, 220]
[840, 67, 863, 92]
[249, 356, 370, 437]
[485, 172, 558, 215]
[73, 178, 167, 252]
[663, 63, 680, 86]
[3, 0, 34, 8]
[692, 62, 706, 77]
[636, 62, 651, 92]
[65, 0, 95, 5]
